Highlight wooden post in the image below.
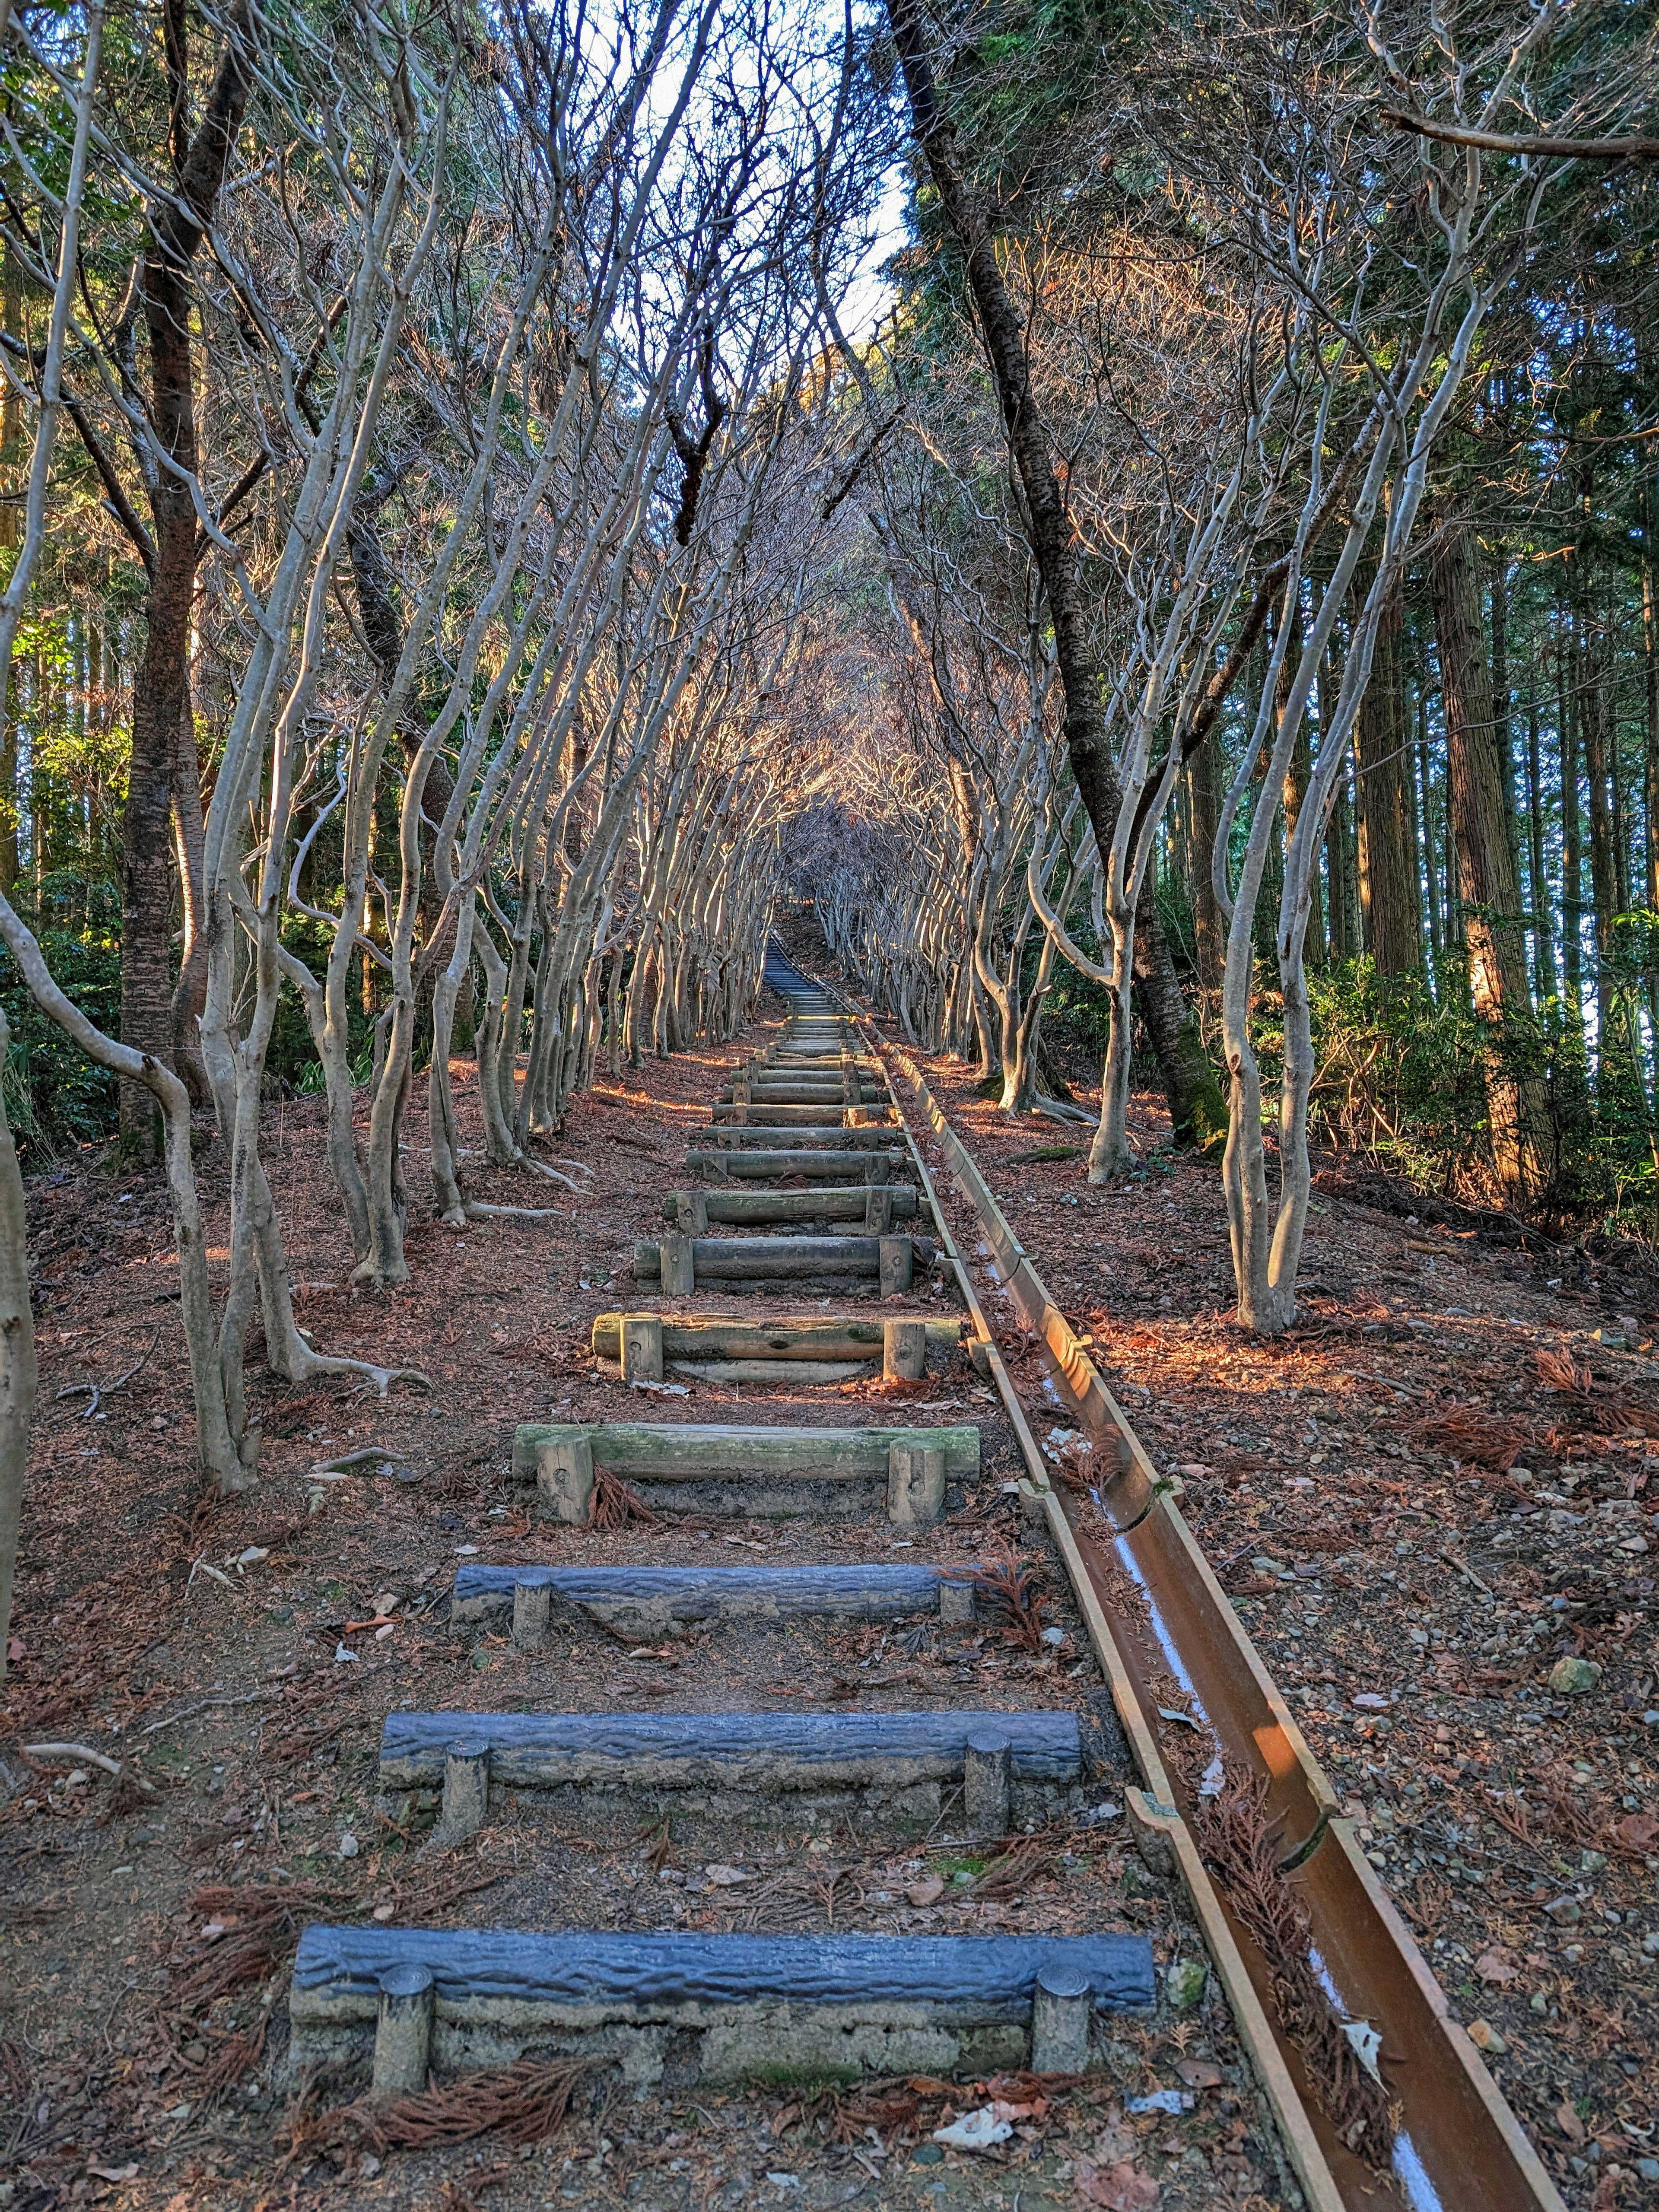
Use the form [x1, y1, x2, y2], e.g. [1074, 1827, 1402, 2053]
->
[867, 1149, 891, 1185]
[840, 1050, 857, 1104]
[372, 1964, 435, 2098]
[878, 1235, 912, 1296]
[1030, 1965, 1093, 2074]
[441, 1736, 492, 1839]
[672, 1190, 709, 1234]
[882, 1316, 926, 1379]
[620, 1313, 665, 1383]
[964, 1731, 1011, 1837]
[659, 1233, 696, 1296]
[887, 1440, 945, 1526]
[536, 1430, 595, 1523]
[512, 1579, 551, 1649]
[864, 1185, 893, 1233]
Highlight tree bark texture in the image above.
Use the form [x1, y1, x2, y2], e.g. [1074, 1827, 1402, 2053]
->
[0, 1006, 35, 1679]
[1431, 512, 1545, 1197]
[1352, 569, 1422, 976]
[118, 0, 253, 1144]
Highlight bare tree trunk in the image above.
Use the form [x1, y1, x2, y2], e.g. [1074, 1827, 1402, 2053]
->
[1186, 742, 1225, 990]
[0, 1005, 35, 1680]
[1432, 511, 1545, 1196]
[1353, 569, 1422, 976]
[1557, 599, 1585, 1040]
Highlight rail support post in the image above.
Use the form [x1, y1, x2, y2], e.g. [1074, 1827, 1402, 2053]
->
[877, 1235, 912, 1296]
[1030, 1966, 1093, 2075]
[864, 1185, 894, 1234]
[672, 1190, 709, 1234]
[512, 1579, 551, 1650]
[536, 1430, 594, 1524]
[964, 1730, 1012, 1837]
[883, 1316, 926, 1379]
[659, 1233, 696, 1297]
[887, 1440, 945, 1527]
[867, 1149, 891, 1185]
[372, 1963, 435, 2098]
[620, 1313, 665, 1384]
[440, 1736, 492, 1841]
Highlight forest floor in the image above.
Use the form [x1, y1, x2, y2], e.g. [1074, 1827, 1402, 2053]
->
[853, 1008, 1659, 2212]
[0, 1005, 1288, 2212]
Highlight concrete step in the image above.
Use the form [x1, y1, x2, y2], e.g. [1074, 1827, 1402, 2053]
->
[451, 1560, 980, 1639]
[378, 1708, 1088, 1835]
[288, 1925, 1156, 2088]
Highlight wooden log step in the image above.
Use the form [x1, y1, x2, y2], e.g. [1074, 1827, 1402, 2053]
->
[589, 1313, 963, 1362]
[695, 1127, 901, 1152]
[510, 1420, 979, 1484]
[378, 1708, 1083, 1793]
[633, 1233, 933, 1280]
[709, 1103, 897, 1126]
[287, 1926, 1156, 2085]
[686, 1147, 906, 1178]
[719, 1085, 856, 1106]
[452, 1561, 976, 1636]
[662, 1188, 918, 1226]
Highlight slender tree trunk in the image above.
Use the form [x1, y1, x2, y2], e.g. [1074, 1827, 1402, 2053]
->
[117, 0, 254, 1149]
[1432, 511, 1545, 1197]
[0, 1005, 35, 1681]
[1525, 688, 1557, 1005]
[1353, 568, 1423, 975]
[1186, 741, 1225, 991]
[1558, 605, 1585, 1039]
[1418, 705, 1442, 969]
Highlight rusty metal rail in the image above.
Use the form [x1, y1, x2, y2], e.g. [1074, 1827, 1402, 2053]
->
[771, 952, 1564, 2212]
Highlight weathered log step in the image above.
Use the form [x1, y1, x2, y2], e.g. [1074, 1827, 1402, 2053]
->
[635, 1233, 931, 1295]
[695, 1126, 901, 1152]
[516, 1417, 975, 1526]
[711, 1103, 896, 1127]
[379, 1708, 1083, 1793]
[287, 1926, 1156, 2088]
[661, 1186, 918, 1226]
[719, 1085, 862, 1106]
[686, 1146, 907, 1179]
[511, 1419, 978, 1483]
[590, 1313, 963, 1363]
[452, 1561, 978, 1637]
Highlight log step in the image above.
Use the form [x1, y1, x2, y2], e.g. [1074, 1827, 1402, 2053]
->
[661, 1186, 918, 1226]
[452, 1560, 979, 1637]
[287, 1926, 1156, 2087]
[686, 1147, 907, 1179]
[589, 1313, 962, 1363]
[378, 1707, 1083, 1801]
[694, 1127, 901, 1152]
[710, 1102, 897, 1126]
[633, 1233, 932, 1285]
[513, 1417, 976, 1484]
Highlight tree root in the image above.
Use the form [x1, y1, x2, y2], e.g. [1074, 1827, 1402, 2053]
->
[460, 1201, 570, 1224]
[288, 1336, 432, 1399]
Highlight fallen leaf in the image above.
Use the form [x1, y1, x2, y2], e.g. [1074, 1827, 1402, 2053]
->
[1555, 2103, 1586, 2145]
[1474, 1951, 1516, 1986]
[1351, 1692, 1391, 1711]
[1174, 2057, 1224, 2089]
[1075, 2160, 1159, 2209]
[1615, 1811, 1658, 1852]
[703, 1863, 750, 1886]
[1343, 2020, 1383, 2081]
[87, 2167, 139, 2184]
[906, 1876, 945, 1907]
